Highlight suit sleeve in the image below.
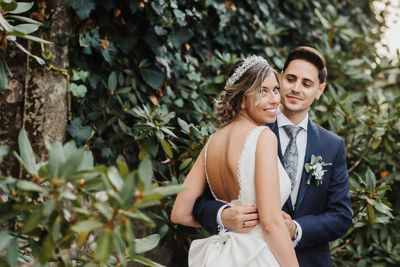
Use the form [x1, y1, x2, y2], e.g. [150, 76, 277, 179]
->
[192, 186, 226, 234]
[296, 139, 352, 249]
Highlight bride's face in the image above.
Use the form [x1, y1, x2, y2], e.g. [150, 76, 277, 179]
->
[243, 73, 281, 125]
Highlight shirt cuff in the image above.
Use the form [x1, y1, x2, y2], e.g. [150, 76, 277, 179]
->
[292, 220, 302, 247]
[216, 204, 230, 234]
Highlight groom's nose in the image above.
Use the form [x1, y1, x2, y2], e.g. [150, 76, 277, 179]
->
[291, 81, 301, 93]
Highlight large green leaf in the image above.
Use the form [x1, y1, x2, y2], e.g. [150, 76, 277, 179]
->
[0, 145, 9, 164]
[138, 156, 153, 189]
[22, 209, 42, 233]
[142, 185, 186, 202]
[66, 0, 95, 20]
[67, 118, 93, 146]
[0, 56, 8, 92]
[7, 237, 18, 267]
[19, 34, 52, 45]
[94, 202, 112, 220]
[119, 209, 154, 226]
[0, 230, 12, 252]
[16, 128, 37, 175]
[42, 199, 56, 218]
[107, 166, 123, 191]
[70, 83, 87, 98]
[13, 23, 39, 34]
[133, 255, 164, 267]
[140, 67, 165, 89]
[95, 229, 113, 264]
[39, 235, 54, 264]
[120, 173, 136, 205]
[365, 168, 376, 194]
[135, 234, 160, 254]
[108, 71, 117, 91]
[51, 217, 62, 243]
[7, 15, 41, 25]
[48, 142, 64, 179]
[160, 139, 173, 159]
[60, 148, 84, 180]
[71, 219, 103, 233]
[0, 1, 17, 12]
[0, 12, 15, 32]
[9, 2, 33, 14]
[17, 180, 47, 194]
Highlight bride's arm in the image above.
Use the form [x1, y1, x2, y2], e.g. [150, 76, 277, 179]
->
[255, 129, 299, 267]
[171, 147, 207, 227]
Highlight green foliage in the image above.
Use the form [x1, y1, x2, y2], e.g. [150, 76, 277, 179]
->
[63, 0, 400, 265]
[0, 128, 185, 266]
[0, 0, 50, 92]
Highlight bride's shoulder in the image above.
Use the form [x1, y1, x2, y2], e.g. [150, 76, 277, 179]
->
[256, 126, 277, 147]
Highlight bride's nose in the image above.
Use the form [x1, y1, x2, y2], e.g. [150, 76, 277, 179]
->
[270, 92, 281, 104]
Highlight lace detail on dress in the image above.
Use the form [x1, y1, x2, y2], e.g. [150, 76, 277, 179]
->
[234, 126, 265, 205]
[236, 126, 269, 206]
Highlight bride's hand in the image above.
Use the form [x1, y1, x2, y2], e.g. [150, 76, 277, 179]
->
[221, 205, 259, 232]
[281, 211, 296, 238]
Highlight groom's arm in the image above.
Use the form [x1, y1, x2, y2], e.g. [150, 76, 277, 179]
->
[193, 187, 259, 234]
[193, 187, 226, 234]
[295, 139, 352, 249]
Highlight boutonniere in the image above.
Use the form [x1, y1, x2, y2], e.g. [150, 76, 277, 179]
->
[304, 155, 331, 186]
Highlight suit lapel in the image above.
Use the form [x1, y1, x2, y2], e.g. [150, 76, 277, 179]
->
[294, 119, 320, 211]
[268, 121, 294, 214]
[268, 121, 285, 164]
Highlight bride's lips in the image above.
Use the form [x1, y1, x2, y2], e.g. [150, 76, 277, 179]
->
[264, 107, 278, 115]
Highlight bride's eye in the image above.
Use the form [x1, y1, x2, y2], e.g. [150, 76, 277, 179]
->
[259, 89, 268, 96]
[273, 86, 280, 93]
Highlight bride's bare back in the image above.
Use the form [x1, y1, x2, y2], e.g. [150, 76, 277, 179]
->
[205, 121, 256, 203]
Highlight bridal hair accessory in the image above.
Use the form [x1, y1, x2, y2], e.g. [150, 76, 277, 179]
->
[304, 154, 331, 186]
[224, 55, 269, 90]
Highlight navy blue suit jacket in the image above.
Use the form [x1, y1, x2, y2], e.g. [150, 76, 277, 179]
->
[193, 119, 352, 267]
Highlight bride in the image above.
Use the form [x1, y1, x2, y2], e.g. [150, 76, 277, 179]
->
[171, 55, 299, 267]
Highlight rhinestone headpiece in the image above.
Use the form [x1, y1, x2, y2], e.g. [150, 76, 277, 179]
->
[224, 55, 269, 90]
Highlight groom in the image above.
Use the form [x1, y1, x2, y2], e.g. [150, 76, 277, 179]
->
[193, 46, 352, 266]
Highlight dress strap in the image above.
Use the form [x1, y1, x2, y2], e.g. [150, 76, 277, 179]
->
[204, 135, 226, 203]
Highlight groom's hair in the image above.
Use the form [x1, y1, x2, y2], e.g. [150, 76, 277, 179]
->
[283, 46, 327, 84]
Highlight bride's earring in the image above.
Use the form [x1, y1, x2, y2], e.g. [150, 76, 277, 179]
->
[241, 102, 245, 109]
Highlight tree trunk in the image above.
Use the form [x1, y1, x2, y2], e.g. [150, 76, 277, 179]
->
[0, 0, 72, 177]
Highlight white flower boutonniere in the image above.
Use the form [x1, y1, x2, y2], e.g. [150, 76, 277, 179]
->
[304, 154, 331, 186]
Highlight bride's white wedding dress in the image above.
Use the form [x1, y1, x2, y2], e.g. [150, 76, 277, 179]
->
[189, 126, 291, 267]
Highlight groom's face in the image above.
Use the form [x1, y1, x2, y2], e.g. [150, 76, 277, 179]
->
[280, 59, 326, 116]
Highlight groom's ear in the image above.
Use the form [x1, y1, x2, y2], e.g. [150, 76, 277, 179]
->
[280, 71, 284, 82]
[316, 82, 326, 100]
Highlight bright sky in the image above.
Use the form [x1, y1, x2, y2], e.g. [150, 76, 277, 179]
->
[375, 0, 400, 60]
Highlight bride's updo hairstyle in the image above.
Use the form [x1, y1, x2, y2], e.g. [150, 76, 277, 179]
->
[215, 55, 276, 125]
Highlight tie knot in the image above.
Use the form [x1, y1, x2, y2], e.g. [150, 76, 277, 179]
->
[283, 125, 302, 139]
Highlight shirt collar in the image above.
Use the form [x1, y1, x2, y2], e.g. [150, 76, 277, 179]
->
[277, 110, 309, 131]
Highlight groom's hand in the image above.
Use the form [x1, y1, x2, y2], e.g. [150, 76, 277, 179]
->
[221, 205, 259, 232]
[281, 211, 296, 238]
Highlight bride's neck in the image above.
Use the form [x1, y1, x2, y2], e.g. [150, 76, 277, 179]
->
[236, 112, 259, 126]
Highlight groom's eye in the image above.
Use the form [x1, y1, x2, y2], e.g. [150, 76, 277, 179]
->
[287, 77, 295, 83]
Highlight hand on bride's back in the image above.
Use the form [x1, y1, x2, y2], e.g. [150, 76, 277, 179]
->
[221, 205, 259, 232]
